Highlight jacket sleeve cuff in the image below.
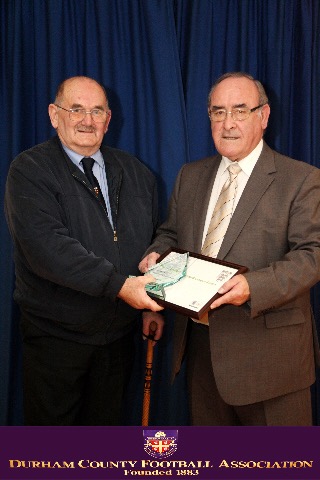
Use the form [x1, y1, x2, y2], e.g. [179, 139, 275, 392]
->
[103, 272, 127, 300]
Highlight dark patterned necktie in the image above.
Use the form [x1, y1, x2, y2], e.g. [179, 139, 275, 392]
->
[81, 157, 106, 209]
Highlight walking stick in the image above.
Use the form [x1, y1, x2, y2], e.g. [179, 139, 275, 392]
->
[142, 321, 157, 426]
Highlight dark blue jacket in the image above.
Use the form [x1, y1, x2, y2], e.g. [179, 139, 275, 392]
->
[5, 136, 158, 344]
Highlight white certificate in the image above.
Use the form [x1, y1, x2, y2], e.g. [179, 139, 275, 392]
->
[147, 248, 247, 319]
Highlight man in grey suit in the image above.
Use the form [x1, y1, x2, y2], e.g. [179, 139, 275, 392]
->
[139, 72, 320, 425]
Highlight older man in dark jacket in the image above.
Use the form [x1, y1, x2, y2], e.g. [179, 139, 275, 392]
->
[5, 76, 163, 425]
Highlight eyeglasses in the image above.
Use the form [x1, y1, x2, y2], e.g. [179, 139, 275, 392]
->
[209, 104, 267, 122]
[54, 104, 109, 123]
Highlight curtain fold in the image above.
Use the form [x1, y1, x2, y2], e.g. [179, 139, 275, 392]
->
[1, 0, 319, 425]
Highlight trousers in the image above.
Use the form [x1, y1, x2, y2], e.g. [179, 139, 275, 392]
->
[187, 322, 312, 426]
[22, 319, 135, 425]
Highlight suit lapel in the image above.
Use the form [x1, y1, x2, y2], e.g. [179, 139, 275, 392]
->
[192, 156, 221, 252]
[218, 143, 276, 259]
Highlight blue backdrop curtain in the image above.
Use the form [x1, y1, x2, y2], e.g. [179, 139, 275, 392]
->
[1, 0, 319, 426]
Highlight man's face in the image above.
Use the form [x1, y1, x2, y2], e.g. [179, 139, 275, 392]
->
[48, 78, 111, 156]
[208, 77, 270, 161]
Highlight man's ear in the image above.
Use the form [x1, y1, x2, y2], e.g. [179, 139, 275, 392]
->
[48, 104, 58, 129]
[103, 110, 112, 134]
[261, 103, 270, 130]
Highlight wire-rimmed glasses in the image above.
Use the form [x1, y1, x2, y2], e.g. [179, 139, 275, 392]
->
[54, 104, 109, 123]
[209, 103, 267, 122]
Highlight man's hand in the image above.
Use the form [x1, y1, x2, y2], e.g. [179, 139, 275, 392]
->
[210, 274, 250, 309]
[117, 275, 163, 311]
[139, 252, 160, 273]
[142, 311, 164, 345]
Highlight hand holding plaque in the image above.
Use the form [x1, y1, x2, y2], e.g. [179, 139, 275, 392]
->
[145, 248, 248, 319]
[145, 251, 189, 299]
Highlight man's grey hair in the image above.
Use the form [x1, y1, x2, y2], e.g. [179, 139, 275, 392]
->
[207, 72, 269, 108]
[54, 76, 110, 110]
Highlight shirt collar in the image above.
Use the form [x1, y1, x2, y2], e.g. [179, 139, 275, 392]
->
[221, 139, 263, 176]
[61, 143, 104, 168]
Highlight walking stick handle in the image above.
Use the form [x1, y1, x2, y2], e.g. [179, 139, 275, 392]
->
[142, 321, 157, 426]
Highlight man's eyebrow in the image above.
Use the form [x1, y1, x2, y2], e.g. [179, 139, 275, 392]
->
[70, 103, 105, 110]
[210, 103, 248, 110]
[210, 105, 225, 110]
[70, 103, 83, 109]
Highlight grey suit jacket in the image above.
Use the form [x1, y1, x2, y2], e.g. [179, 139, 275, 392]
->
[146, 142, 320, 405]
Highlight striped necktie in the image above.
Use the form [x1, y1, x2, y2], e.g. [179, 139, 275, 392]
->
[201, 162, 242, 258]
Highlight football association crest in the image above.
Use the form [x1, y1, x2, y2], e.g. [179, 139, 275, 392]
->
[143, 430, 178, 458]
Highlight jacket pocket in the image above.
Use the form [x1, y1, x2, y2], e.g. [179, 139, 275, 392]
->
[265, 307, 306, 329]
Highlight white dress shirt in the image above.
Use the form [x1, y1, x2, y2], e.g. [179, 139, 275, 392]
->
[201, 139, 263, 249]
